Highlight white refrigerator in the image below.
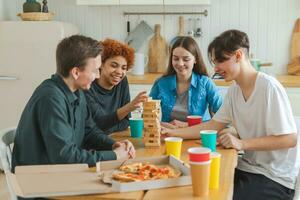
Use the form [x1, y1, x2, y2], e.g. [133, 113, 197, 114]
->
[0, 21, 79, 130]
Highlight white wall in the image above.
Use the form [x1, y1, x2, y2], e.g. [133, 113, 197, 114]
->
[4, 0, 300, 75]
[0, 0, 3, 20]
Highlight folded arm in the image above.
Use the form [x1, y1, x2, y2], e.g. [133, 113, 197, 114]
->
[163, 119, 227, 139]
[219, 132, 297, 151]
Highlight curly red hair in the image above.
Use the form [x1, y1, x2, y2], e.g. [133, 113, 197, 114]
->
[101, 38, 135, 70]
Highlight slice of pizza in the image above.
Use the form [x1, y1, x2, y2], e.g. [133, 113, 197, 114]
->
[112, 172, 145, 182]
[119, 162, 143, 173]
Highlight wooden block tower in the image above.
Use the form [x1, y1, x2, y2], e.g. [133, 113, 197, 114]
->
[142, 99, 161, 147]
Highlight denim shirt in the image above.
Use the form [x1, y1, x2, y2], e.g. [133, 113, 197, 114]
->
[150, 72, 223, 122]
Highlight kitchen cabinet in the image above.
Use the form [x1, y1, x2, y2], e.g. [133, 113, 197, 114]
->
[120, 0, 163, 5]
[164, 0, 210, 5]
[76, 0, 119, 5]
[76, 0, 210, 6]
[0, 0, 3, 20]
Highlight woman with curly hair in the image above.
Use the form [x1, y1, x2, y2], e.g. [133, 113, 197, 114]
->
[85, 38, 147, 134]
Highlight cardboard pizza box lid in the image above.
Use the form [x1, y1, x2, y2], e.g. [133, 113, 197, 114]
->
[7, 163, 113, 198]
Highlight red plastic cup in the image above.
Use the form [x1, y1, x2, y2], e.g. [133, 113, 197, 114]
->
[187, 115, 202, 126]
[188, 147, 211, 162]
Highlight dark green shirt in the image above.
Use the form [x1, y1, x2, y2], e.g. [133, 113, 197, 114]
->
[84, 77, 130, 134]
[12, 74, 116, 171]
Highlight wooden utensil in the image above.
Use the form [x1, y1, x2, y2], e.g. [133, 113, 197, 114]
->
[288, 18, 300, 75]
[178, 16, 185, 36]
[170, 16, 185, 48]
[147, 24, 169, 73]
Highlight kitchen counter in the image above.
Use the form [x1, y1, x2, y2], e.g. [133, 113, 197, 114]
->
[127, 73, 300, 87]
[277, 75, 300, 87]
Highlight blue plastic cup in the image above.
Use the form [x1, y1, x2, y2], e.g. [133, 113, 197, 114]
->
[200, 130, 217, 152]
[129, 118, 143, 138]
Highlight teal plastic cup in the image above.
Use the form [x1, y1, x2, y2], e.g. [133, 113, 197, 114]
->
[129, 118, 143, 138]
[200, 130, 217, 152]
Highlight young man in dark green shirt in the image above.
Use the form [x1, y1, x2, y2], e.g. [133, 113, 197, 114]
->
[12, 35, 135, 172]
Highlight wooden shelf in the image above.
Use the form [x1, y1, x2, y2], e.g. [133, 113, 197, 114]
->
[127, 73, 300, 87]
[127, 73, 232, 86]
[127, 73, 163, 85]
[276, 75, 300, 87]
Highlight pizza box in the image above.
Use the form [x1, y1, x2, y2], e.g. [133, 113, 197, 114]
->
[7, 156, 191, 198]
[96, 155, 192, 192]
[6, 163, 113, 198]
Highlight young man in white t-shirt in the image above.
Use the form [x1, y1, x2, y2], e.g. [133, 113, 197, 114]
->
[164, 30, 298, 200]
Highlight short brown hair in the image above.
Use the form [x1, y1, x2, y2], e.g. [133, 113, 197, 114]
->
[208, 30, 249, 64]
[101, 38, 135, 70]
[165, 36, 208, 77]
[56, 35, 103, 77]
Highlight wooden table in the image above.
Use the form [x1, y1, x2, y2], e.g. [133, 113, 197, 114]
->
[54, 130, 237, 200]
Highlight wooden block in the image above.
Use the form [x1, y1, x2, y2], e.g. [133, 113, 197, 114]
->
[143, 115, 159, 119]
[143, 118, 160, 124]
[144, 123, 161, 129]
[143, 137, 160, 143]
[143, 100, 161, 110]
[144, 132, 160, 138]
[144, 99, 160, 105]
[143, 108, 161, 114]
[143, 113, 160, 118]
[144, 142, 160, 147]
[144, 127, 160, 132]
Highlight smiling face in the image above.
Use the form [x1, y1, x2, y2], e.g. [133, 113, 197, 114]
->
[213, 50, 241, 82]
[73, 55, 101, 90]
[99, 55, 128, 88]
[172, 47, 196, 79]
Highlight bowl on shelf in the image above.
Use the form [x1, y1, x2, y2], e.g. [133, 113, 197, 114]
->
[17, 12, 54, 21]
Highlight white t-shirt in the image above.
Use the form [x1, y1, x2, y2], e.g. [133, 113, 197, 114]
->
[213, 72, 299, 189]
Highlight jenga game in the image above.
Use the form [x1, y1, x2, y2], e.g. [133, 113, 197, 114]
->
[142, 99, 161, 147]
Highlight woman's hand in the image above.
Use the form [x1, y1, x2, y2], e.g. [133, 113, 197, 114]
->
[117, 91, 148, 120]
[128, 91, 148, 112]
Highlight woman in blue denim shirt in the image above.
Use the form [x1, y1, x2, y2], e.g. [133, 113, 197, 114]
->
[150, 36, 223, 127]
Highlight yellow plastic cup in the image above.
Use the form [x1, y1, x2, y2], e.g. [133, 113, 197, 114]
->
[164, 137, 183, 159]
[209, 152, 221, 189]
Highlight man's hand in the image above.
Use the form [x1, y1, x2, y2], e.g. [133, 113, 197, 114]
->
[113, 143, 129, 160]
[161, 120, 188, 129]
[170, 120, 188, 128]
[218, 133, 244, 150]
[113, 140, 136, 159]
[161, 122, 177, 129]
[160, 125, 178, 139]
